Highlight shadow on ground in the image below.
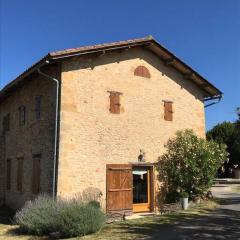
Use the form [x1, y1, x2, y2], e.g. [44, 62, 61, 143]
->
[0, 207, 14, 225]
[114, 199, 240, 240]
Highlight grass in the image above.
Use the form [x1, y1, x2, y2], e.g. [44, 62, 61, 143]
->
[0, 200, 218, 240]
[232, 185, 240, 193]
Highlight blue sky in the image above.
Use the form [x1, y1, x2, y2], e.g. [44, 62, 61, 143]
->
[0, 0, 239, 130]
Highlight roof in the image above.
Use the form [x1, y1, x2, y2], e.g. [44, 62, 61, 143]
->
[0, 36, 222, 102]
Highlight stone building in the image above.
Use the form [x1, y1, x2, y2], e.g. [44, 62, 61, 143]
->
[0, 36, 222, 212]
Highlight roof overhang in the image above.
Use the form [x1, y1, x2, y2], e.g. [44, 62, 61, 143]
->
[0, 36, 222, 103]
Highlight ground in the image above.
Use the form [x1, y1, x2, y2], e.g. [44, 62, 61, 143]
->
[0, 184, 239, 240]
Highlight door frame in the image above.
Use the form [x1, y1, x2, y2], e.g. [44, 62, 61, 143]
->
[132, 164, 154, 213]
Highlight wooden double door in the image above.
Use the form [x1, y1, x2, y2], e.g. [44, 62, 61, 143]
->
[107, 164, 153, 213]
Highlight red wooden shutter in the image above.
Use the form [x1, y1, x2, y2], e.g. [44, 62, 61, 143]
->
[32, 158, 40, 194]
[109, 92, 121, 114]
[134, 66, 151, 78]
[164, 102, 173, 121]
[17, 158, 23, 192]
[107, 164, 133, 213]
[6, 159, 11, 190]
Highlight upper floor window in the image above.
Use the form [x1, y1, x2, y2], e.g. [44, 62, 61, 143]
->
[164, 101, 173, 121]
[109, 91, 121, 114]
[35, 96, 42, 120]
[3, 113, 10, 132]
[19, 106, 26, 126]
[134, 66, 151, 78]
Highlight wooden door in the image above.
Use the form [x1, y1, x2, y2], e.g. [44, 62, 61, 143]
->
[106, 164, 133, 213]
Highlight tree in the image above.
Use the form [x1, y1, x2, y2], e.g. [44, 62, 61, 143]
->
[157, 129, 228, 199]
[207, 108, 240, 175]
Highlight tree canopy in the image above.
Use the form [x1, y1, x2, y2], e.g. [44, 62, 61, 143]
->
[207, 108, 240, 176]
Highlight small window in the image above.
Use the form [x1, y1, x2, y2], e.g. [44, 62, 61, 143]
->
[32, 157, 41, 194]
[109, 92, 121, 114]
[134, 66, 151, 78]
[3, 113, 10, 132]
[16, 158, 23, 192]
[35, 96, 42, 120]
[6, 159, 11, 190]
[164, 101, 173, 121]
[19, 106, 26, 126]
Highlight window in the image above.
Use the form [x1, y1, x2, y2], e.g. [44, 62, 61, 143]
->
[6, 159, 11, 190]
[35, 96, 42, 120]
[16, 158, 23, 192]
[19, 106, 26, 126]
[32, 156, 41, 194]
[109, 92, 121, 114]
[164, 101, 173, 121]
[3, 113, 10, 132]
[134, 66, 151, 78]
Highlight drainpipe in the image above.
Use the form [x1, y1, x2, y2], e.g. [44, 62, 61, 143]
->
[37, 62, 59, 198]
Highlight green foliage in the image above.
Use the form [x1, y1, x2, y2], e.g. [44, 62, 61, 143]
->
[14, 194, 105, 238]
[207, 119, 240, 171]
[179, 192, 189, 198]
[165, 191, 180, 203]
[206, 121, 235, 145]
[157, 129, 228, 197]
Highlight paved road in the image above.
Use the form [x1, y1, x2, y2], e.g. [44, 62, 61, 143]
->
[158, 184, 240, 240]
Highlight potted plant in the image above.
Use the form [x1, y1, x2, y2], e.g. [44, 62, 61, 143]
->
[179, 191, 189, 210]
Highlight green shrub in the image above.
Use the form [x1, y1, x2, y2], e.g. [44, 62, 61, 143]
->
[14, 195, 105, 238]
[88, 200, 101, 209]
[165, 191, 180, 203]
[157, 129, 228, 198]
[179, 192, 189, 198]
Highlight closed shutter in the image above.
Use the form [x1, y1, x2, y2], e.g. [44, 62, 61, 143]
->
[107, 164, 133, 212]
[109, 92, 121, 114]
[134, 66, 151, 78]
[6, 159, 11, 190]
[17, 158, 23, 192]
[32, 158, 40, 194]
[164, 102, 173, 121]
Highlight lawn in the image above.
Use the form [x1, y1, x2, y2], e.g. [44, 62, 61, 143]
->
[232, 185, 240, 193]
[0, 200, 218, 240]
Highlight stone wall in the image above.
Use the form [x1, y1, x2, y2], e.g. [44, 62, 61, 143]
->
[57, 47, 206, 210]
[0, 65, 59, 209]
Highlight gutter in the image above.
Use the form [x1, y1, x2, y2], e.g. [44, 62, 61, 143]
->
[37, 61, 59, 198]
[204, 95, 223, 108]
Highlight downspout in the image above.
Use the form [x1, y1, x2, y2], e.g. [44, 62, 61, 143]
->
[37, 61, 59, 198]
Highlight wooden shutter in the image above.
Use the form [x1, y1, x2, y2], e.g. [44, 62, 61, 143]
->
[35, 96, 41, 120]
[32, 158, 40, 194]
[164, 102, 173, 121]
[134, 66, 151, 78]
[3, 114, 10, 132]
[107, 164, 133, 213]
[19, 106, 26, 126]
[109, 92, 121, 114]
[6, 159, 11, 190]
[17, 158, 23, 192]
